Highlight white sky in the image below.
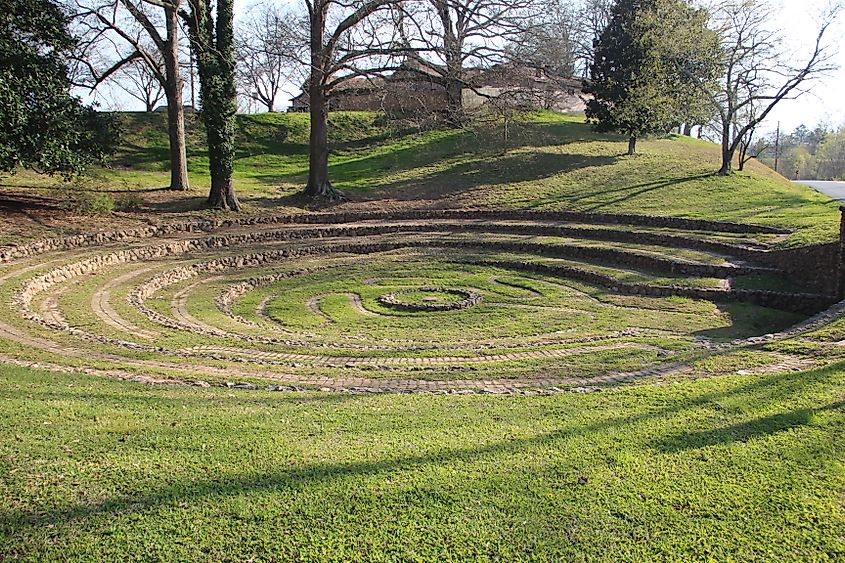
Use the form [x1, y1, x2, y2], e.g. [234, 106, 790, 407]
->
[80, 0, 845, 134]
[761, 0, 845, 132]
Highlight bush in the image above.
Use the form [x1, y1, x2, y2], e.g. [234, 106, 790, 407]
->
[56, 184, 115, 216]
[114, 192, 144, 212]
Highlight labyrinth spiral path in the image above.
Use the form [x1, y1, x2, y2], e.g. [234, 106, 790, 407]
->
[1, 209, 843, 394]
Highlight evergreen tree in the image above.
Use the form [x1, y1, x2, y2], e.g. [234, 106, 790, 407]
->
[0, 0, 116, 176]
[584, 0, 719, 154]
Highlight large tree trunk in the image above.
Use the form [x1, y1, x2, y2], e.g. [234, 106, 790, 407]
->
[683, 123, 692, 136]
[204, 98, 239, 210]
[304, 83, 343, 200]
[303, 5, 343, 201]
[445, 77, 463, 126]
[207, 175, 239, 209]
[203, 74, 239, 210]
[164, 5, 189, 191]
[628, 136, 637, 155]
[187, 0, 240, 210]
[164, 91, 189, 191]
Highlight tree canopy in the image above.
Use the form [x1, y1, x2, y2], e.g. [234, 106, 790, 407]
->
[0, 0, 116, 176]
[584, 0, 720, 154]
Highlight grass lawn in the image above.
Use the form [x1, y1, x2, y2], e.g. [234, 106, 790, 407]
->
[2, 111, 838, 247]
[2, 109, 844, 562]
[1, 364, 843, 561]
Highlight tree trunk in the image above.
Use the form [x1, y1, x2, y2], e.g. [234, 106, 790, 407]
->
[683, 123, 692, 136]
[718, 124, 733, 175]
[204, 98, 240, 210]
[628, 136, 637, 155]
[164, 91, 189, 191]
[303, 4, 343, 201]
[207, 175, 239, 209]
[187, 0, 240, 210]
[445, 77, 463, 126]
[305, 83, 343, 200]
[164, 6, 189, 191]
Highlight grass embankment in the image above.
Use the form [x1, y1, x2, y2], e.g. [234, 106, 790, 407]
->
[1, 364, 843, 561]
[4, 111, 838, 247]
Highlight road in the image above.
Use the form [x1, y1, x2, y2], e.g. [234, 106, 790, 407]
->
[794, 180, 845, 200]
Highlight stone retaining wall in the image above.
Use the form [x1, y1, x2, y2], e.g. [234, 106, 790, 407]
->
[476, 260, 834, 314]
[755, 242, 839, 295]
[239, 209, 791, 234]
[0, 209, 790, 265]
[5, 209, 841, 309]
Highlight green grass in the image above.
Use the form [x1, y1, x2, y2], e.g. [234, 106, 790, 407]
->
[0, 242, 807, 386]
[1, 364, 843, 561]
[2, 110, 844, 560]
[5, 111, 838, 247]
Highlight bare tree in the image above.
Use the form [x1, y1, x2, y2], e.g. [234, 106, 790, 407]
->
[302, 0, 408, 199]
[396, 0, 538, 125]
[113, 50, 165, 111]
[703, 0, 841, 175]
[72, 0, 190, 190]
[508, 0, 577, 77]
[236, 3, 303, 112]
[571, 0, 613, 77]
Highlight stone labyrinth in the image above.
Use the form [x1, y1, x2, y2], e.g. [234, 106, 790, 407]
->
[1, 209, 841, 394]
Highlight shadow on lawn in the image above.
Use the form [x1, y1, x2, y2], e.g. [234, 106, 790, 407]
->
[567, 173, 716, 212]
[255, 151, 618, 207]
[2, 362, 841, 531]
[655, 400, 844, 453]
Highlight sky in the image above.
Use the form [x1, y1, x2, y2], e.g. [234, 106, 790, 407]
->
[79, 0, 845, 134]
[761, 0, 845, 132]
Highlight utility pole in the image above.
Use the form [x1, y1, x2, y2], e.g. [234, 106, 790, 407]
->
[774, 121, 781, 174]
[190, 50, 196, 110]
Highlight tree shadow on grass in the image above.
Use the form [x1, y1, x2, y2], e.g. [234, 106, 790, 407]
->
[655, 400, 844, 453]
[692, 302, 809, 343]
[2, 362, 841, 532]
[243, 118, 619, 194]
[242, 150, 617, 210]
[141, 196, 210, 214]
[0, 193, 62, 211]
[566, 173, 717, 212]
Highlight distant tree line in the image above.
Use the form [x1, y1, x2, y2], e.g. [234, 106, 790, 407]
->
[750, 124, 845, 181]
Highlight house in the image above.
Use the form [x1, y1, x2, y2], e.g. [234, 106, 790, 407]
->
[289, 77, 389, 112]
[288, 62, 588, 114]
[464, 65, 587, 113]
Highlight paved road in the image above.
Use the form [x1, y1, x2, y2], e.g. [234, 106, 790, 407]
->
[794, 180, 845, 200]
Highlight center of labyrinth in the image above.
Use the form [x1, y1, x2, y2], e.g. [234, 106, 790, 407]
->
[1, 211, 838, 392]
[377, 287, 483, 311]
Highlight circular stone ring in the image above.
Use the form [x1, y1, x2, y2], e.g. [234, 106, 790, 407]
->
[378, 287, 483, 312]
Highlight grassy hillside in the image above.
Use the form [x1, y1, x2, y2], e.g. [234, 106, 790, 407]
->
[4, 110, 839, 246]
